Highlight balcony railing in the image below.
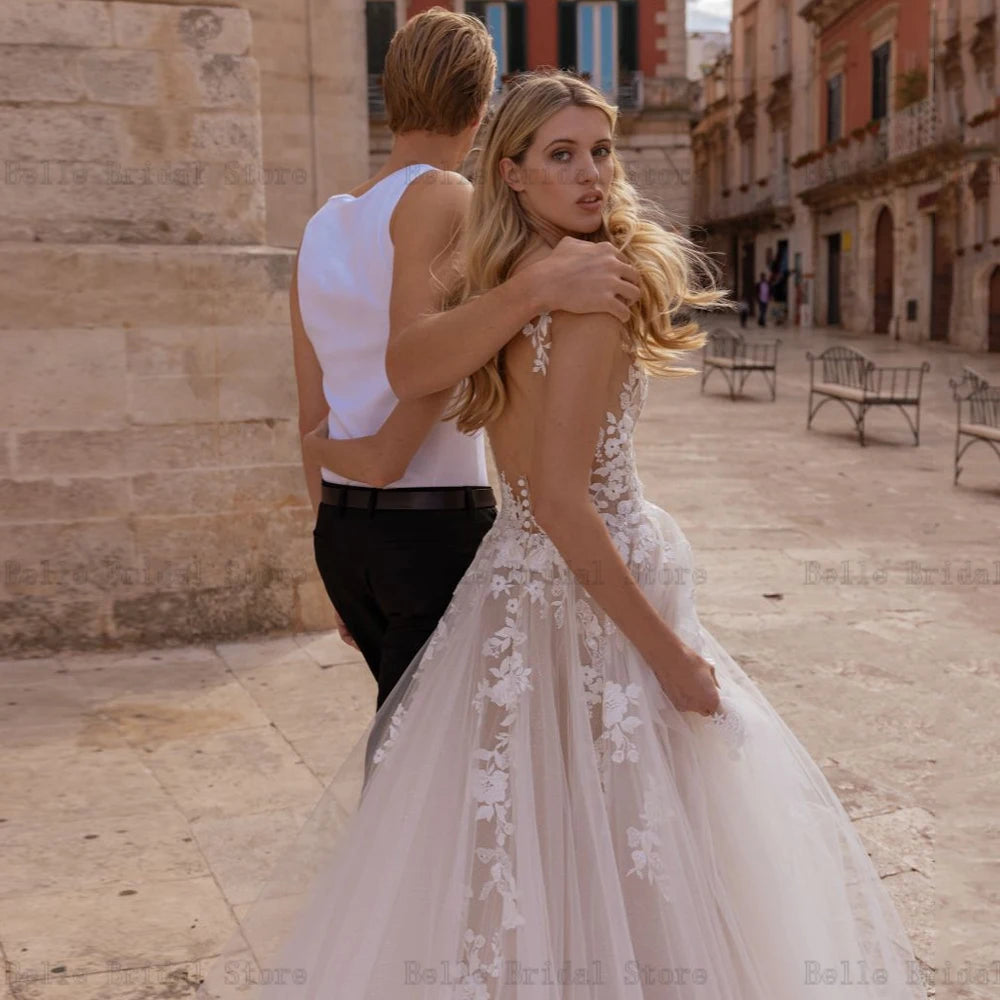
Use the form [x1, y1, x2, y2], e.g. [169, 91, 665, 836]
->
[618, 71, 644, 111]
[692, 169, 791, 227]
[797, 97, 964, 191]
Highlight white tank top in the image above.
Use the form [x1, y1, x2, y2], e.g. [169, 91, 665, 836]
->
[296, 163, 489, 488]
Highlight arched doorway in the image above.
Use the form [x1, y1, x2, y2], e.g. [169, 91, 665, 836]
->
[873, 206, 894, 333]
[990, 266, 1000, 353]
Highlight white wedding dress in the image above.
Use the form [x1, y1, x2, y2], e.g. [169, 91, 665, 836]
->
[196, 314, 928, 999]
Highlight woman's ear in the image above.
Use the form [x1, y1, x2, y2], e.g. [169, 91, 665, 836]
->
[499, 156, 525, 192]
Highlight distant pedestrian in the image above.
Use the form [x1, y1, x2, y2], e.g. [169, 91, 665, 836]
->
[738, 297, 750, 328]
[756, 272, 770, 326]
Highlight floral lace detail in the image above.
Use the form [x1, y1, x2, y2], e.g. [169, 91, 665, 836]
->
[521, 311, 552, 374]
[624, 774, 676, 898]
[590, 351, 661, 572]
[370, 701, 406, 765]
[601, 680, 643, 765]
[453, 929, 502, 998]
[703, 648, 750, 760]
[370, 608, 456, 768]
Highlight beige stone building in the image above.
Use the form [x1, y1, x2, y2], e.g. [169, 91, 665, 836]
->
[0, 0, 368, 652]
[692, 0, 1000, 349]
[691, 0, 813, 323]
[795, 0, 999, 350]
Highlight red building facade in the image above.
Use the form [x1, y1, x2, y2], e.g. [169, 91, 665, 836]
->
[365, 0, 695, 225]
[367, 1, 679, 108]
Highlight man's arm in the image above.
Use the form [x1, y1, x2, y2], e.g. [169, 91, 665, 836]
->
[385, 195, 644, 402]
[290, 248, 331, 515]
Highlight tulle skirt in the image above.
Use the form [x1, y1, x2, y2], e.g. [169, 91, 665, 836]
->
[195, 498, 928, 999]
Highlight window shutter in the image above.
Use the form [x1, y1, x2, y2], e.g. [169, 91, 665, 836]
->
[558, 1, 577, 71]
[365, 1, 396, 76]
[826, 74, 842, 142]
[507, 1, 527, 73]
[619, 0, 638, 74]
[871, 42, 890, 120]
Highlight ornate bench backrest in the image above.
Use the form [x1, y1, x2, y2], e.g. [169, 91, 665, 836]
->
[818, 346, 871, 388]
[707, 329, 743, 358]
[950, 366, 992, 403]
[968, 386, 1000, 428]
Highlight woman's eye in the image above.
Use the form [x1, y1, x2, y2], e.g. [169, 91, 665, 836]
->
[551, 149, 571, 162]
[594, 146, 611, 158]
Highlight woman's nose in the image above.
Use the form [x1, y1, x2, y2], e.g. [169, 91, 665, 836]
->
[577, 158, 599, 183]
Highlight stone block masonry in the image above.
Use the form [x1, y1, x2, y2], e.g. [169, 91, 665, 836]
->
[0, 2, 338, 653]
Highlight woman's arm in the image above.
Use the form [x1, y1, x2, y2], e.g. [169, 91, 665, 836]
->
[301, 390, 452, 489]
[529, 311, 720, 715]
[383, 174, 642, 401]
[290, 248, 453, 500]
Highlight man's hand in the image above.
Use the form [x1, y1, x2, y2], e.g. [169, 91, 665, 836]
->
[301, 413, 329, 465]
[333, 608, 358, 650]
[530, 237, 642, 323]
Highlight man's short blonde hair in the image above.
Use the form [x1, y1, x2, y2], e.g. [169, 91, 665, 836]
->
[382, 7, 497, 136]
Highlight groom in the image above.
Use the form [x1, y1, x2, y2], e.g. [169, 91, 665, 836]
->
[292, 8, 640, 712]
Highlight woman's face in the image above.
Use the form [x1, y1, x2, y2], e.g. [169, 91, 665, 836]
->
[500, 104, 615, 237]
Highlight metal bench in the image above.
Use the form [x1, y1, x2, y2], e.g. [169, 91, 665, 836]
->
[805, 345, 930, 446]
[948, 366, 1000, 485]
[700, 329, 782, 401]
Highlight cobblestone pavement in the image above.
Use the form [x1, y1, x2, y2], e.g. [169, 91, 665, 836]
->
[2, 320, 998, 999]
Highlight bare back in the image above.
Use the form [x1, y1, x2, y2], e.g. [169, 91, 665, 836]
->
[487, 318, 637, 516]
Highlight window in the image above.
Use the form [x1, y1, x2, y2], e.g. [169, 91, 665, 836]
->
[740, 136, 755, 186]
[871, 41, 890, 121]
[743, 25, 756, 95]
[775, 4, 790, 77]
[365, 0, 396, 113]
[826, 72, 843, 142]
[467, 1, 527, 88]
[365, 1, 396, 78]
[577, 2, 618, 95]
[974, 179, 991, 245]
[947, 0, 960, 35]
[556, 1, 638, 99]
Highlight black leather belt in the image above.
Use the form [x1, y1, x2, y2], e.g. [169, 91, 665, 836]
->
[321, 481, 495, 511]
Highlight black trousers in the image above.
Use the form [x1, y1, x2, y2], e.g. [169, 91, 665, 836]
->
[312, 483, 497, 713]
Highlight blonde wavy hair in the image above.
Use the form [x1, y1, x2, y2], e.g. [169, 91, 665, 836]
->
[442, 70, 731, 433]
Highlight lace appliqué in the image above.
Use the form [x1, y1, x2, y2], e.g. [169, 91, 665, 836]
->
[625, 775, 676, 899]
[702, 650, 750, 761]
[591, 360, 661, 572]
[521, 311, 552, 374]
[369, 608, 457, 768]
[371, 701, 406, 766]
[456, 583, 533, 995]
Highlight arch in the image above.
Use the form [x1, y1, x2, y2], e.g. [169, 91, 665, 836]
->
[873, 205, 894, 334]
[990, 265, 1000, 353]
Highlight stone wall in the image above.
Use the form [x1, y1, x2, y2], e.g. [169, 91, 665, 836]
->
[0, 0, 357, 653]
[0, 0, 267, 245]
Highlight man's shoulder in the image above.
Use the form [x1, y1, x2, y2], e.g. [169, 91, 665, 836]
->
[396, 168, 473, 218]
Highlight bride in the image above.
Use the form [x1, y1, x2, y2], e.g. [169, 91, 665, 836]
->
[196, 71, 928, 999]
